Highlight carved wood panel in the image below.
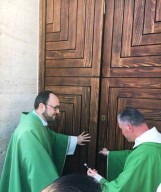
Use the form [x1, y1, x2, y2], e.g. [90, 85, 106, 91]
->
[102, 0, 161, 77]
[97, 77, 161, 176]
[40, 0, 104, 174]
[45, 77, 100, 174]
[99, 78, 161, 150]
[97, 0, 161, 177]
[100, 0, 161, 149]
[44, 0, 104, 77]
[39, 0, 161, 178]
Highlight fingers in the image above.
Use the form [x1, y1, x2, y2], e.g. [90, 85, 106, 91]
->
[83, 137, 91, 141]
[80, 131, 85, 136]
[82, 137, 91, 140]
[80, 132, 91, 142]
[99, 147, 108, 156]
[87, 168, 98, 177]
[82, 136, 91, 139]
[79, 143, 86, 146]
[82, 134, 91, 139]
[81, 132, 91, 137]
[87, 168, 97, 173]
[87, 168, 92, 174]
[81, 138, 91, 143]
[79, 140, 90, 145]
[78, 131, 91, 145]
[83, 138, 91, 142]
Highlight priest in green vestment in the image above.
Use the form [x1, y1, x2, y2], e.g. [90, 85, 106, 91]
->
[0, 90, 91, 192]
[87, 107, 161, 192]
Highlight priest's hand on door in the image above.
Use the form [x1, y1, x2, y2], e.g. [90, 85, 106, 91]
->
[77, 131, 91, 145]
[99, 147, 109, 156]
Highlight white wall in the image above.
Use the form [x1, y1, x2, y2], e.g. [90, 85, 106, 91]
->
[0, 0, 39, 174]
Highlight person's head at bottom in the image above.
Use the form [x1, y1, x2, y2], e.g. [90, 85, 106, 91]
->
[41, 173, 101, 192]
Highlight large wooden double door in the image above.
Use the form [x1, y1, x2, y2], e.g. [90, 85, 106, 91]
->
[40, 0, 161, 176]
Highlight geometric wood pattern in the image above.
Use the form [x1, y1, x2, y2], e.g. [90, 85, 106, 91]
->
[97, 77, 161, 176]
[45, 0, 104, 77]
[45, 77, 100, 174]
[39, 0, 104, 175]
[102, 0, 161, 77]
[39, 0, 161, 178]
[97, 0, 161, 178]
[99, 78, 161, 150]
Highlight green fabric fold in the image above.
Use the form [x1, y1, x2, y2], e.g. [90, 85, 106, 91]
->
[107, 150, 131, 181]
[100, 143, 161, 192]
[0, 112, 68, 192]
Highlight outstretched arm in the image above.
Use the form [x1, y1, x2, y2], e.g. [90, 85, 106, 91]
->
[67, 131, 91, 155]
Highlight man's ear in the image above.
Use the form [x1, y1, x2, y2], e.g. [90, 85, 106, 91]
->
[127, 123, 134, 132]
[39, 103, 45, 111]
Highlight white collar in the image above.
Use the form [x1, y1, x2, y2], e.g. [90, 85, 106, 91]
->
[133, 127, 161, 148]
[32, 110, 48, 126]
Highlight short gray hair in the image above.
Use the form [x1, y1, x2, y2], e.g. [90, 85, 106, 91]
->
[117, 107, 145, 126]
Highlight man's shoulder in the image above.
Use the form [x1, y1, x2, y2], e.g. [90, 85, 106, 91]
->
[130, 142, 161, 158]
[139, 142, 161, 149]
[13, 112, 44, 137]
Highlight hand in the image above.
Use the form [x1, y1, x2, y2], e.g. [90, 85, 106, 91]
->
[87, 168, 98, 177]
[77, 131, 91, 145]
[99, 147, 108, 156]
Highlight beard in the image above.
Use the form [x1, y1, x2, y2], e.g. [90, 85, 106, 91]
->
[42, 110, 56, 122]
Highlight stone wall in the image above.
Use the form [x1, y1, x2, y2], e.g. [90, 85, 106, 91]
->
[0, 0, 39, 174]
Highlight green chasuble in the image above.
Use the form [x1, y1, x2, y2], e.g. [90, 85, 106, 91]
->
[0, 112, 69, 192]
[100, 143, 161, 192]
[107, 150, 131, 181]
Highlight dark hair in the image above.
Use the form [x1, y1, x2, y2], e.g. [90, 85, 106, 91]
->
[34, 90, 54, 109]
[41, 174, 101, 192]
[117, 107, 145, 126]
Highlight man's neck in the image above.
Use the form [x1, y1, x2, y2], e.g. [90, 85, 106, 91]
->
[134, 123, 149, 139]
[33, 110, 48, 126]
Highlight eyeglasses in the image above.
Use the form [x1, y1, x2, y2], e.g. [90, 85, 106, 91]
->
[45, 104, 60, 111]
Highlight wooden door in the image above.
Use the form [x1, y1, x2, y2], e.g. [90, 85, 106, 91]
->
[39, 0, 104, 174]
[40, 0, 161, 177]
[97, 0, 161, 176]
